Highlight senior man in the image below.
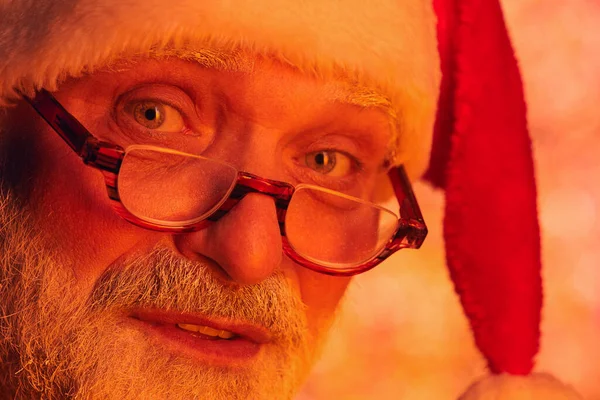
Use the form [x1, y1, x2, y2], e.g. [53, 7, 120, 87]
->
[0, 0, 584, 399]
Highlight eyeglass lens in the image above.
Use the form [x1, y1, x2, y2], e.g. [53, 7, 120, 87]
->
[117, 147, 399, 269]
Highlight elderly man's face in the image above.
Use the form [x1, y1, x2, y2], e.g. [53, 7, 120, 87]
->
[0, 54, 391, 399]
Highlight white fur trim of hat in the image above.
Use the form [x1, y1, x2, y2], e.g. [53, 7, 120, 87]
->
[460, 373, 584, 400]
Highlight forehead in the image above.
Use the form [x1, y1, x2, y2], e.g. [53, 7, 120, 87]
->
[100, 47, 396, 119]
[66, 48, 398, 159]
[54, 49, 396, 167]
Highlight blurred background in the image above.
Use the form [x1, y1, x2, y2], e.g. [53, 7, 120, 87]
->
[299, 1, 600, 399]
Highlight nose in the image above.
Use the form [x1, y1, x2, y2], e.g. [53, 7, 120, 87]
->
[173, 192, 283, 286]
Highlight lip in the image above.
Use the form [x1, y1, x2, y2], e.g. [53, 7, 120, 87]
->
[128, 308, 273, 365]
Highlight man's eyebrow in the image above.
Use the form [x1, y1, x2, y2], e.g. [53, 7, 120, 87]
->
[97, 47, 253, 74]
[148, 47, 253, 72]
[336, 86, 395, 115]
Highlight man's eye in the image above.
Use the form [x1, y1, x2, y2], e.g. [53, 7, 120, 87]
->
[305, 150, 352, 177]
[130, 101, 184, 132]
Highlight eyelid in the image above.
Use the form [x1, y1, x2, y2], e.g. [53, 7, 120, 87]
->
[116, 84, 199, 128]
[117, 83, 195, 108]
[289, 130, 383, 169]
[309, 148, 363, 171]
[303, 139, 367, 173]
[113, 85, 215, 148]
[286, 148, 363, 194]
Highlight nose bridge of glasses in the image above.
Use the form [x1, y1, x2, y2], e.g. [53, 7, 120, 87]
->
[235, 171, 295, 200]
[206, 171, 293, 234]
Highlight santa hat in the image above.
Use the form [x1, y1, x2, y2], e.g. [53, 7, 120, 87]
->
[0, 0, 583, 398]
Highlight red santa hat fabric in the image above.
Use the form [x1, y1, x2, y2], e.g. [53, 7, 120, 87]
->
[427, 0, 582, 397]
[427, 0, 542, 374]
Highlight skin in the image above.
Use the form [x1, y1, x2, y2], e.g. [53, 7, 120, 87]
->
[0, 54, 392, 398]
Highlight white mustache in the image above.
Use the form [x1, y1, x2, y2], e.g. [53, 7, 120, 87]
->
[89, 247, 308, 343]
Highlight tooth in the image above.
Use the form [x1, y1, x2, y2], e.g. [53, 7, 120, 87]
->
[218, 330, 234, 339]
[177, 323, 235, 339]
[178, 323, 200, 333]
[197, 326, 218, 336]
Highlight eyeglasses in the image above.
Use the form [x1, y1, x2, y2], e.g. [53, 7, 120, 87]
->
[24, 89, 427, 276]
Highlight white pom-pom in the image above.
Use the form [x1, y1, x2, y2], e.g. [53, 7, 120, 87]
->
[459, 373, 584, 400]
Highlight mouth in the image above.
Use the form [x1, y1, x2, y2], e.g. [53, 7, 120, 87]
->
[128, 309, 272, 365]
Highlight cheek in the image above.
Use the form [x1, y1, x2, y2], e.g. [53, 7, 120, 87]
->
[294, 267, 351, 334]
[11, 106, 160, 289]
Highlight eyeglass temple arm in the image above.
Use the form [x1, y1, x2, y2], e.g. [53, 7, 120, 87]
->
[23, 89, 124, 173]
[388, 165, 428, 248]
[389, 166, 425, 222]
[24, 89, 92, 156]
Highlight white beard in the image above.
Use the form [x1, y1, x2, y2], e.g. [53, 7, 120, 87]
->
[0, 188, 319, 400]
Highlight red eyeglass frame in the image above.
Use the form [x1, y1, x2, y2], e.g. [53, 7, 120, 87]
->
[24, 89, 427, 276]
